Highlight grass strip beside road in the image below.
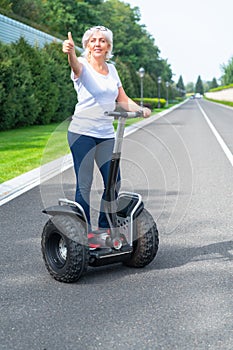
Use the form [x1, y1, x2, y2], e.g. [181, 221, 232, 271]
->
[0, 122, 70, 183]
[204, 97, 233, 108]
[0, 116, 145, 183]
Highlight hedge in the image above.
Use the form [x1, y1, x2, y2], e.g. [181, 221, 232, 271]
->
[205, 97, 233, 108]
[0, 38, 76, 130]
[133, 98, 167, 109]
[209, 83, 233, 92]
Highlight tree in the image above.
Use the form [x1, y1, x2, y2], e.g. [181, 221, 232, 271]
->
[195, 75, 204, 95]
[185, 82, 194, 93]
[95, 0, 173, 95]
[0, 41, 39, 129]
[114, 57, 136, 97]
[40, 0, 78, 34]
[0, 0, 12, 11]
[9, 0, 44, 23]
[43, 42, 76, 121]
[209, 77, 218, 89]
[221, 56, 233, 85]
[12, 37, 60, 124]
[84, 0, 103, 4]
[0, 39, 76, 129]
[176, 75, 185, 96]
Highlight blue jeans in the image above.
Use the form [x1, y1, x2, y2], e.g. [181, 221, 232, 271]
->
[68, 132, 120, 229]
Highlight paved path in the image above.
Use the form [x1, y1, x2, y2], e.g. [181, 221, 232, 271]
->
[1, 99, 233, 350]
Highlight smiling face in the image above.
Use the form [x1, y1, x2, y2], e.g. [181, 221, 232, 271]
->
[87, 31, 110, 60]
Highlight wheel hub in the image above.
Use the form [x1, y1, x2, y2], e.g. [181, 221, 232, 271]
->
[58, 238, 67, 260]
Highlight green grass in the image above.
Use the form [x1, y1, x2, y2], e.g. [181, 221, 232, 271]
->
[113, 116, 144, 129]
[204, 97, 233, 108]
[208, 83, 233, 92]
[0, 104, 177, 183]
[1, 119, 142, 183]
[0, 121, 69, 183]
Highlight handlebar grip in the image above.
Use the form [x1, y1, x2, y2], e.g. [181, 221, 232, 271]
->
[105, 110, 143, 118]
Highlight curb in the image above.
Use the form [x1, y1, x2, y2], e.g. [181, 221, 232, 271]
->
[0, 100, 187, 206]
[0, 154, 73, 206]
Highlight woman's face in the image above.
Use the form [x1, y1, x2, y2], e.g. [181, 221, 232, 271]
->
[88, 31, 110, 60]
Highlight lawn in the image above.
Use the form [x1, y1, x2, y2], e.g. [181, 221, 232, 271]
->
[0, 116, 145, 183]
[0, 120, 70, 183]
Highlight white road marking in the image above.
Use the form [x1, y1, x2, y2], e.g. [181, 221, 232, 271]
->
[197, 101, 233, 167]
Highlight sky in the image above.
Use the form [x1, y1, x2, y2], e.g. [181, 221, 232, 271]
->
[124, 0, 233, 85]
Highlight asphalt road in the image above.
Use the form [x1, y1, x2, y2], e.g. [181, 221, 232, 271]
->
[1, 99, 233, 350]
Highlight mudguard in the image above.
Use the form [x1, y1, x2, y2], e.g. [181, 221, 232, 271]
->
[42, 204, 86, 223]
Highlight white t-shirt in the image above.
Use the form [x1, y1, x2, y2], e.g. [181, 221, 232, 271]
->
[68, 57, 122, 138]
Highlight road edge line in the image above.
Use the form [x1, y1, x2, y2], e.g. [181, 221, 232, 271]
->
[197, 101, 233, 167]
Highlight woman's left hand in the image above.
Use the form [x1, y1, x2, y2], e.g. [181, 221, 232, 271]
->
[142, 107, 151, 118]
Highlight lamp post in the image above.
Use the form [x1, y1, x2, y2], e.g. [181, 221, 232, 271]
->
[165, 81, 169, 107]
[157, 76, 162, 108]
[139, 67, 145, 109]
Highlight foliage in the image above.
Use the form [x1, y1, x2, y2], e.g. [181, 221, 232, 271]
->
[210, 77, 218, 89]
[115, 57, 137, 97]
[203, 77, 219, 92]
[42, 42, 76, 122]
[0, 42, 38, 129]
[185, 82, 194, 93]
[143, 74, 157, 98]
[176, 75, 186, 96]
[221, 56, 233, 85]
[195, 75, 204, 95]
[0, 0, 12, 11]
[208, 83, 233, 92]
[0, 39, 76, 130]
[12, 38, 60, 125]
[133, 98, 167, 109]
[10, 0, 43, 22]
[204, 97, 233, 108]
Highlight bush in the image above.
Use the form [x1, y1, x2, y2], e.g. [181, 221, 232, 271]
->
[133, 97, 166, 109]
[0, 42, 39, 129]
[12, 38, 60, 125]
[43, 42, 77, 122]
[209, 83, 233, 92]
[0, 38, 76, 130]
[115, 58, 137, 97]
[205, 97, 233, 108]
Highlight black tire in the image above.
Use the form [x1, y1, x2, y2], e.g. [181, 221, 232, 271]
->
[124, 208, 159, 267]
[41, 215, 89, 283]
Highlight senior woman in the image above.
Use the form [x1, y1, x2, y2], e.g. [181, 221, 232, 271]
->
[62, 26, 151, 248]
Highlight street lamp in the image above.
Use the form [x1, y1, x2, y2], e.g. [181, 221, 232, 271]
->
[139, 67, 145, 108]
[157, 76, 162, 108]
[165, 81, 169, 107]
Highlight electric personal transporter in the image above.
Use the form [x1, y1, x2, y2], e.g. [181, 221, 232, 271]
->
[41, 110, 159, 283]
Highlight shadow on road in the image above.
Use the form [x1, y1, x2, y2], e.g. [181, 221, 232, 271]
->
[73, 240, 233, 285]
[155, 240, 233, 270]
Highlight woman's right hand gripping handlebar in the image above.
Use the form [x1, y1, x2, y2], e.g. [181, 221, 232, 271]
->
[62, 32, 82, 78]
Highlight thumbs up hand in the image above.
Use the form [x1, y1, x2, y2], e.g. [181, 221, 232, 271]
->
[62, 32, 75, 54]
[68, 31, 73, 42]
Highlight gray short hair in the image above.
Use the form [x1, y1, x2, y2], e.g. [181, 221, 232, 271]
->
[82, 26, 113, 60]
